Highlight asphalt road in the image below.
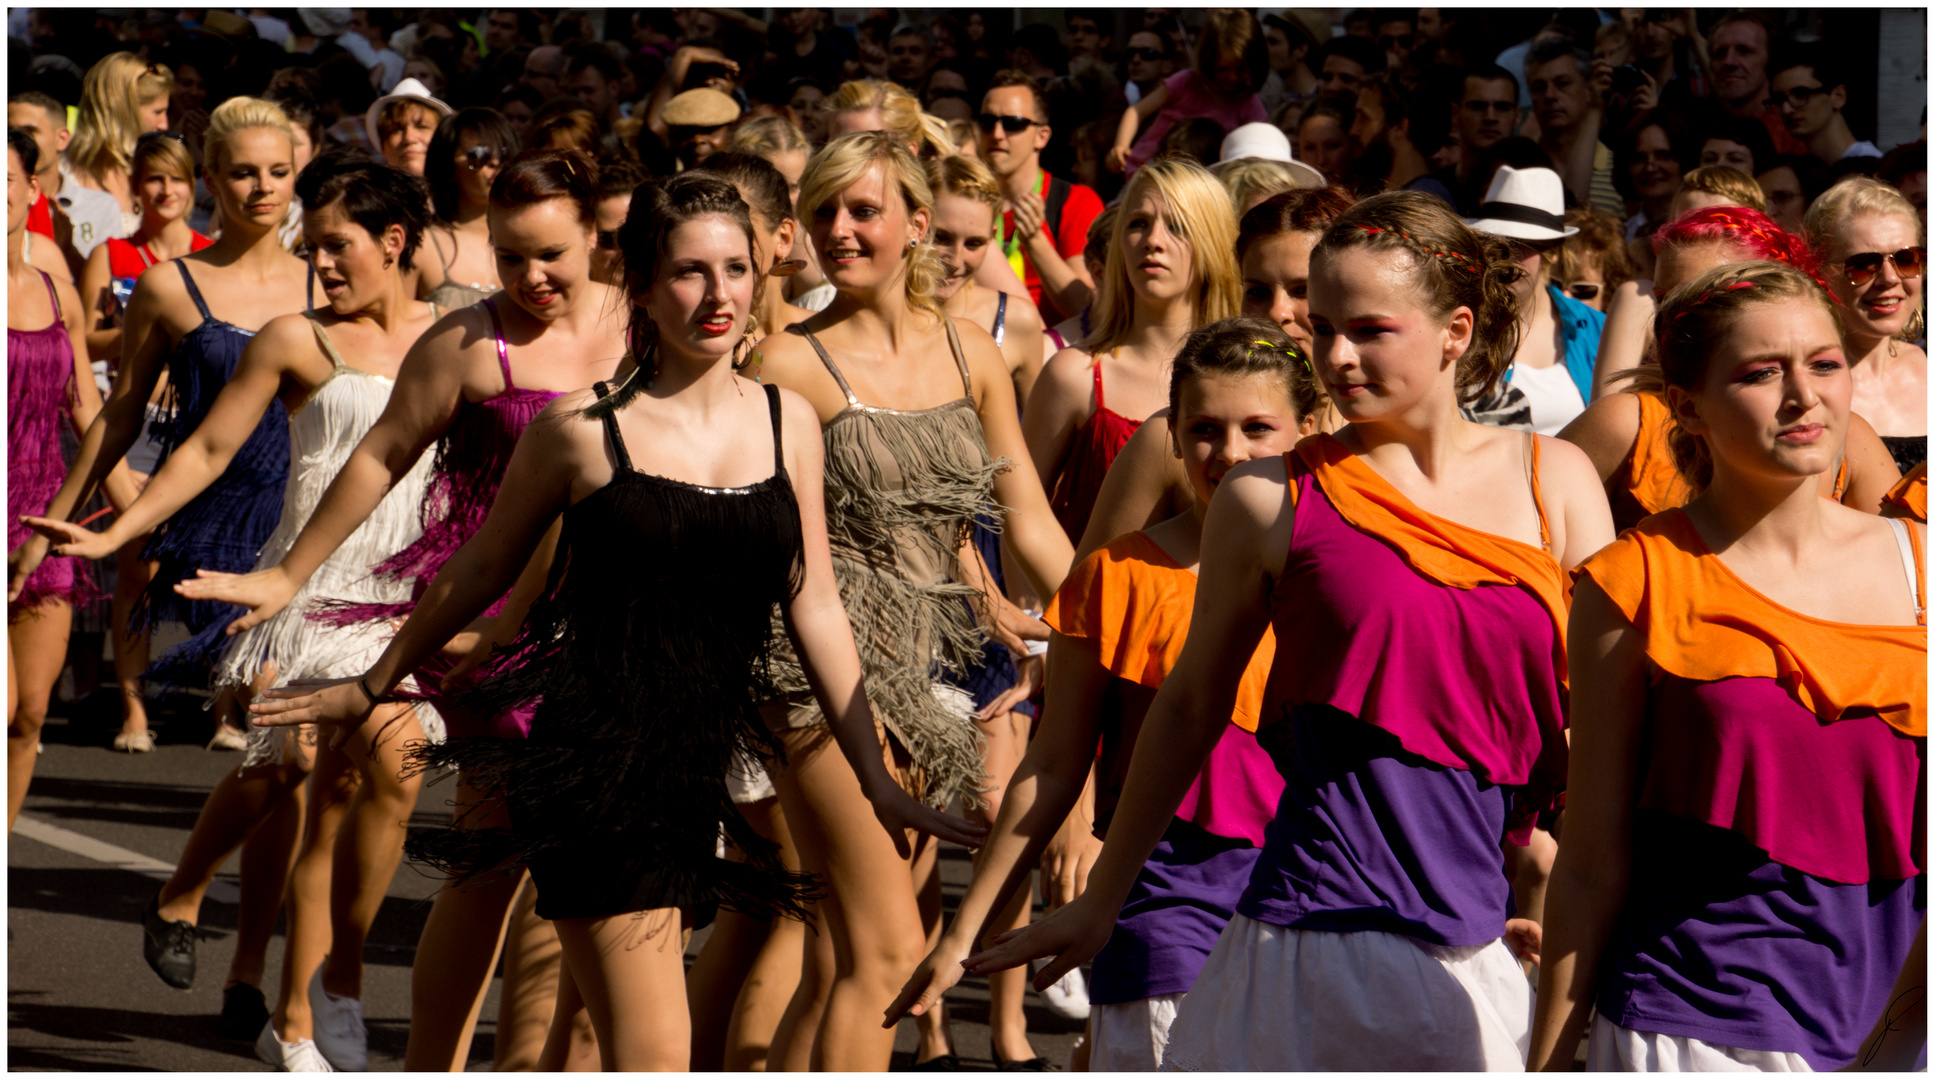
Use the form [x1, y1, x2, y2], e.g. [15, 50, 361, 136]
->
[8, 694, 1086, 1072]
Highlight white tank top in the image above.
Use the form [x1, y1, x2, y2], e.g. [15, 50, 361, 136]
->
[1508, 361, 1586, 436]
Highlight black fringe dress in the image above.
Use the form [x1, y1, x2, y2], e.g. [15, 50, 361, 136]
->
[407, 382, 816, 923]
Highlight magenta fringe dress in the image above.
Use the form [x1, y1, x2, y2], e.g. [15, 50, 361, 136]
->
[9, 270, 96, 612]
[311, 299, 558, 740]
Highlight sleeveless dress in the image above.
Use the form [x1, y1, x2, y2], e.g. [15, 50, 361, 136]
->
[310, 298, 560, 741]
[409, 382, 817, 924]
[1611, 391, 1850, 533]
[1050, 360, 1143, 543]
[139, 260, 303, 683]
[231, 313, 442, 767]
[1577, 510, 1925, 1071]
[766, 319, 1006, 810]
[1047, 530, 1283, 1071]
[1161, 433, 1571, 1072]
[9, 270, 96, 612]
[423, 227, 495, 310]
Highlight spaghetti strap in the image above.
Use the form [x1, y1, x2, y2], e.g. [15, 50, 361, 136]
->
[176, 260, 213, 320]
[1092, 358, 1107, 412]
[590, 381, 634, 474]
[1524, 432, 1553, 553]
[1833, 455, 1849, 501]
[430, 227, 456, 276]
[796, 325, 858, 407]
[764, 383, 784, 472]
[992, 290, 1008, 346]
[942, 315, 972, 398]
[1887, 517, 1925, 625]
[481, 298, 515, 389]
[37, 269, 61, 321]
[302, 311, 349, 370]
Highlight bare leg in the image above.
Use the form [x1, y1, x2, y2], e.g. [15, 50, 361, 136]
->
[225, 777, 308, 991]
[767, 902, 833, 1072]
[492, 875, 565, 1071]
[317, 705, 425, 1002]
[110, 546, 156, 741]
[8, 600, 71, 831]
[154, 751, 311, 926]
[689, 795, 792, 1071]
[974, 709, 1039, 1064]
[910, 830, 954, 1063]
[402, 776, 528, 1071]
[723, 798, 807, 1072]
[534, 961, 601, 1071]
[268, 735, 360, 1042]
[553, 907, 694, 1071]
[765, 718, 928, 1071]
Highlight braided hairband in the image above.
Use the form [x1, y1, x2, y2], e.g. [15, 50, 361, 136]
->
[1246, 338, 1312, 374]
[1356, 223, 1481, 274]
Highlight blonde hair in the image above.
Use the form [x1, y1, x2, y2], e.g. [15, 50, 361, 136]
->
[926, 154, 1002, 218]
[1671, 165, 1767, 216]
[70, 53, 174, 179]
[130, 133, 196, 188]
[1804, 175, 1926, 341]
[730, 114, 810, 157]
[798, 130, 947, 318]
[202, 96, 295, 173]
[1211, 158, 1306, 213]
[1087, 157, 1242, 356]
[823, 80, 952, 159]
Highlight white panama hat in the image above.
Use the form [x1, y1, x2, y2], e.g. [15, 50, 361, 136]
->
[1217, 123, 1326, 189]
[1465, 165, 1578, 242]
[365, 78, 454, 148]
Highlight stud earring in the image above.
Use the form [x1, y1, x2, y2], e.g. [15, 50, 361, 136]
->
[909, 238, 918, 249]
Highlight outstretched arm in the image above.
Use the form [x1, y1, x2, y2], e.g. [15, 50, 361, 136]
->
[975, 341, 1075, 598]
[963, 457, 1290, 988]
[250, 401, 581, 732]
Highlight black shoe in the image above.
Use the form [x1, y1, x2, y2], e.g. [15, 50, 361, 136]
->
[141, 894, 197, 989]
[991, 1050, 1059, 1071]
[909, 1054, 962, 1071]
[217, 983, 270, 1041]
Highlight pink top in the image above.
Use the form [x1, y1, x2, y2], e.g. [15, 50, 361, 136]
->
[1127, 69, 1267, 173]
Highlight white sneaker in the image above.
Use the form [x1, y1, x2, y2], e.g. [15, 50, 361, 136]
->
[256, 1020, 335, 1072]
[1032, 960, 1091, 1021]
[308, 967, 368, 1071]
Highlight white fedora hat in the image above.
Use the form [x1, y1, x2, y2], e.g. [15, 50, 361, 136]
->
[1217, 123, 1326, 189]
[365, 78, 453, 146]
[1465, 165, 1577, 241]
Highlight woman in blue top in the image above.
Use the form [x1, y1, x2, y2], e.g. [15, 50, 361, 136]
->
[1467, 165, 1605, 435]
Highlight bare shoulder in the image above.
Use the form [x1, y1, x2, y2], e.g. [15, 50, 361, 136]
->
[951, 315, 1009, 386]
[253, 310, 324, 354]
[1220, 454, 1291, 511]
[49, 273, 84, 327]
[1534, 432, 1607, 492]
[1037, 346, 1097, 394]
[1005, 293, 1045, 337]
[751, 322, 822, 373]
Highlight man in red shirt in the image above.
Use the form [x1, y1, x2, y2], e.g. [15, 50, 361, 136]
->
[976, 71, 1102, 325]
[1705, 12, 1809, 158]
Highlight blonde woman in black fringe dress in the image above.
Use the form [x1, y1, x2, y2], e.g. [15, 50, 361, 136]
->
[251, 173, 979, 1070]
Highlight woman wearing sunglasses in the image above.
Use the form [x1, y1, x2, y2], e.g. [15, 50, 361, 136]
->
[1554, 206, 1634, 314]
[1806, 177, 1927, 472]
[419, 108, 515, 309]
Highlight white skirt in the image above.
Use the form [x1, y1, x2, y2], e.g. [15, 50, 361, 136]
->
[1587, 1012, 1813, 1072]
[1159, 913, 1532, 1071]
[1092, 992, 1185, 1072]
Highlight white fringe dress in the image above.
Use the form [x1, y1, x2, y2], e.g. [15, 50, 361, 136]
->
[228, 312, 441, 766]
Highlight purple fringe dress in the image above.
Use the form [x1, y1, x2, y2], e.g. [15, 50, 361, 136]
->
[311, 299, 558, 740]
[9, 270, 96, 611]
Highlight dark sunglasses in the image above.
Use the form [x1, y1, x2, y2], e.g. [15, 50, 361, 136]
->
[1838, 247, 1926, 285]
[1564, 282, 1601, 301]
[1764, 85, 1827, 110]
[1126, 46, 1166, 62]
[461, 146, 500, 170]
[976, 113, 1040, 134]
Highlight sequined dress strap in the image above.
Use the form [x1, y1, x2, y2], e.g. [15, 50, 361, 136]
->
[481, 298, 516, 389]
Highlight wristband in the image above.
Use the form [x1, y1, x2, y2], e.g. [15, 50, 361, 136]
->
[358, 675, 394, 705]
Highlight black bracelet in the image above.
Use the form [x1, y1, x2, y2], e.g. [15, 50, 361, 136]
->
[358, 675, 393, 705]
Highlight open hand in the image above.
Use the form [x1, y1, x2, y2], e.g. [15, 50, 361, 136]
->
[866, 783, 988, 857]
[250, 675, 378, 750]
[1039, 804, 1102, 913]
[21, 515, 119, 563]
[976, 653, 1042, 720]
[173, 566, 299, 636]
[882, 934, 974, 1027]
[963, 887, 1115, 990]
[1011, 192, 1047, 242]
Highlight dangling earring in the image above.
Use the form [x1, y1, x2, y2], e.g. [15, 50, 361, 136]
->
[383, 253, 394, 269]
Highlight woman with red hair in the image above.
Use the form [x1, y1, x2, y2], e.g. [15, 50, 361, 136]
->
[1562, 206, 1900, 527]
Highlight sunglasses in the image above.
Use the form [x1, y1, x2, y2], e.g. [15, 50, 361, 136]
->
[461, 146, 500, 170]
[1763, 85, 1827, 110]
[1126, 46, 1166, 62]
[976, 113, 1040, 135]
[1564, 282, 1601, 301]
[1838, 247, 1926, 285]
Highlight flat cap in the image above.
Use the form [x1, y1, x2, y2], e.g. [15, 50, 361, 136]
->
[663, 88, 741, 128]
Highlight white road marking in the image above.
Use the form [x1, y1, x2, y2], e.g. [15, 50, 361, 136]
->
[13, 814, 239, 905]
